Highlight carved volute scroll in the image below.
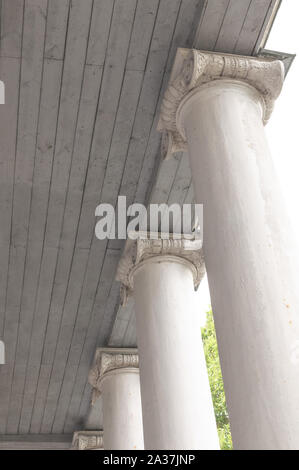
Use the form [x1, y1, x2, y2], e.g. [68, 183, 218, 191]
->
[71, 430, 104, 450]
[116, 232, 205, 305]
[158, 48, 284, 159]
[88, 348, 139, 403]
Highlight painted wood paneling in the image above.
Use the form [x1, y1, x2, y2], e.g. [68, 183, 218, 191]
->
[0, 0, 24, 58]
[0, 0, 47, 434]
[44, 0, 70, 60]
[193, 0, 230, 50]
[234, 0, 273, 55]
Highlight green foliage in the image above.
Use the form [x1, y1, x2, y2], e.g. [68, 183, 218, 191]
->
[201, 310, 233, 450]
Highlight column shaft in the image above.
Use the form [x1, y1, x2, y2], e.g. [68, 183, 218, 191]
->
[89, 348, 144, 450]
[133, 259, 219, 450]
[101, 369, 144, 450]
[180, 79, 299, 449]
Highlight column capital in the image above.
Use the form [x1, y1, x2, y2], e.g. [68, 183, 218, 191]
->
[158, 48, 284, 159]
[116, 232, 205, 304]
[71, 430, 104, 450]
[88, 348, 139, 403]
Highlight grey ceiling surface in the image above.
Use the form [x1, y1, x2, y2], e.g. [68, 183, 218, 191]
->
[0, 0, 280, 439]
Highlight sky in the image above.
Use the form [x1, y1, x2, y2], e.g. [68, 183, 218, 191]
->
[196, 0, 299, 321]
[266, 0, 299, 236]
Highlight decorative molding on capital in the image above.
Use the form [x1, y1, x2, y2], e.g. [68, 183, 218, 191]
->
[158, 48, 284, 159]
[116, 232, 205, 304]
[71, 430, 103, 450]
[88, 348, 139, 404]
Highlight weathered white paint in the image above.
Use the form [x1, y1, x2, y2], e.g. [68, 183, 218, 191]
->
[133, 259, 219, 450]
[101, 369, 144, 450]
[88, 348, 144, 450]
[178, 78, 299, 449]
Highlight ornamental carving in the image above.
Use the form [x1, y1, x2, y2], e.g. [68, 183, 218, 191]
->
[72, 431, 103, 450]
[158, 48, 284, 159]
[88, 348, 139, 402]
[116, 232, 205, 305]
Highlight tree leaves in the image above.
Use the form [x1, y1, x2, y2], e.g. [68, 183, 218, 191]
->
[201, 310, 233, 450]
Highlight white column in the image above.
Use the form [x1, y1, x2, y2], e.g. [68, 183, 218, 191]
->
[158, 49, 299, 449]
[117, 235, 219, 450]
[88, 348, 144, 450]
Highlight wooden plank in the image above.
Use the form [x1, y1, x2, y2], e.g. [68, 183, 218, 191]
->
[165, 152, 192, 233]
[78, 383, 93, 430]
[51, 255, 120, 433]
[0, 433, 72, 450]
[97, 279, 121, 345]
[63, 279, 119, 433]
[64, 364, 92, 432]
[0, 434, 72, 442]
[107, 0, 186, 251]
[38, 0, 138, 434]
[193, 0, 230, 50]
[41, 248, 119, 432]
[11, 0, 47, 248]
[150, 152, 192, 234]
[117, 0, 182, 208]
[252, 0, 281, 55]
[18, 0, 94, 434]
[76, 0, 137, 250]
[60, 248, 120, 432]
[107, 0, 184, 250]
[64, 257, 123, 430]
[0, 245, 26, 434]
[133, 0, 202, 207]
[29, 63, 102, 434]
[122, 309, 137, 347]
[86, 0, 114, 66]
[108, 300, 135, 347]
[185, 183, 195, 204]
[132, 118, 159, 207]
[0, 57, 21, 337]
[149, 153, 182, 205]
[84, 395, 103, 431]
[126, 0, 159, 71]
[0, 2, 23, 337]
[0, 442, 71, 450]
[44, 0, 70, 60]
[37, 247, 89, 433]
[0, 0, 24, 58]
[0, 0, 47, 434]
[6, 59, 63, 434]
[214, 0, 252, 53]
[29, 363, 52, 434]
[97, 69, 144, 209]
[18, 245, 57, 434]
[167, 153, 192, 206]
[28, 248, 88, 434]
[234, 0, 272, 55]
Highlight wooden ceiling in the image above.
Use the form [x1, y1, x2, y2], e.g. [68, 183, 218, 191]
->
[0, 0, 280, 441]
